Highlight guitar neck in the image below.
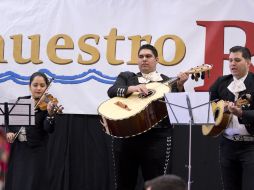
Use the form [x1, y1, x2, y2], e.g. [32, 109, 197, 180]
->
[163, 70, 191, 86]
[161, 64, 212, 86]
[163, 77, 179, 86]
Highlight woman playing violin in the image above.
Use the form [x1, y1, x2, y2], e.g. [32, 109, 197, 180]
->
[5, 72, 59, 190]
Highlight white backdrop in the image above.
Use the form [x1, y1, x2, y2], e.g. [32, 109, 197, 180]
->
[0, 0, 254, 114]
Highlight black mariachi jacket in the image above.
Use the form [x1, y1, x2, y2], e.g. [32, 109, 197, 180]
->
[210, 72, 254, 135]
[107, 71, 180, 98]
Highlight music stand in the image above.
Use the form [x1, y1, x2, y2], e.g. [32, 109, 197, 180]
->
[164, 92, 215, 190]
[0, 98, 35, 140]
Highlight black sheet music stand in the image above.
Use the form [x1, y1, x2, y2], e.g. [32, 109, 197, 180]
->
[0, 98, 35, 138]
[164, 92, 215, 190]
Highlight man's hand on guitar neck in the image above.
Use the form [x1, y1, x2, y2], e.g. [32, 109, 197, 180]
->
[127, 84, 148, 95]
[227, 102, 243, 118]
[176, 72, 189, 92]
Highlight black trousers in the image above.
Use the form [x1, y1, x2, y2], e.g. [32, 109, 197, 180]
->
[112, 128, 173, 190]
[219, 137, 254, 190]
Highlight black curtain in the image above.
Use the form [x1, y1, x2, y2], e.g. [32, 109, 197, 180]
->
[46, 114, 222, 190]
[47, 114, 113, 190]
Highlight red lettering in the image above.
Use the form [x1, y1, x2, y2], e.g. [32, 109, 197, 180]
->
[195, 21, 254, 91]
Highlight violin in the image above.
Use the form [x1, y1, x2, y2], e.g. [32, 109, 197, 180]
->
[34, 78, 63, 114]
[35, 93, 64, 114]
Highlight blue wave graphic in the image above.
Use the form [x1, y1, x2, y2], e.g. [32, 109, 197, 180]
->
[0, 69, 117, 85]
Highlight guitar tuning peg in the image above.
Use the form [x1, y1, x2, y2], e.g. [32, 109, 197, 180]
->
[194, 74, 199, 81]
[207, 70, 210, 78]
[201, 72, 205, 80]
[191, 74, 195, 80]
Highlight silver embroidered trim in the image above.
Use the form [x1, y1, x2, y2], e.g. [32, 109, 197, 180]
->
[117, 88, 125, 97]
[163, 136, 172, 175]
[111, 137, 118, 190]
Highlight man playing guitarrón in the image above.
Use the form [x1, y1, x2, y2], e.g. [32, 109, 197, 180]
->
[108, 44, 188, 190]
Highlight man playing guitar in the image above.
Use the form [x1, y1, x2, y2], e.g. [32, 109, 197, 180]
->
[209, 46, 254, 190]
[107, 44, 188, 190]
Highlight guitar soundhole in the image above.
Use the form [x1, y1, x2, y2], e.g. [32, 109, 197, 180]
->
[138, 89, 155, 99]
[214, 108, 219, 120]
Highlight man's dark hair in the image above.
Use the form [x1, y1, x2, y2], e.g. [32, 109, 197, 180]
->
[230, 46, 252, 60]
[145, 174, 187, 190]
[138, 44, 158, 58]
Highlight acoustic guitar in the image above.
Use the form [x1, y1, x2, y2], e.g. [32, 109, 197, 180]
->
[202, 94, 251, 137]
[98, 64, 212, 138]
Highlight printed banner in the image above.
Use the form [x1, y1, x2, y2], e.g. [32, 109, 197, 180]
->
[0, 0, 254, 114]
